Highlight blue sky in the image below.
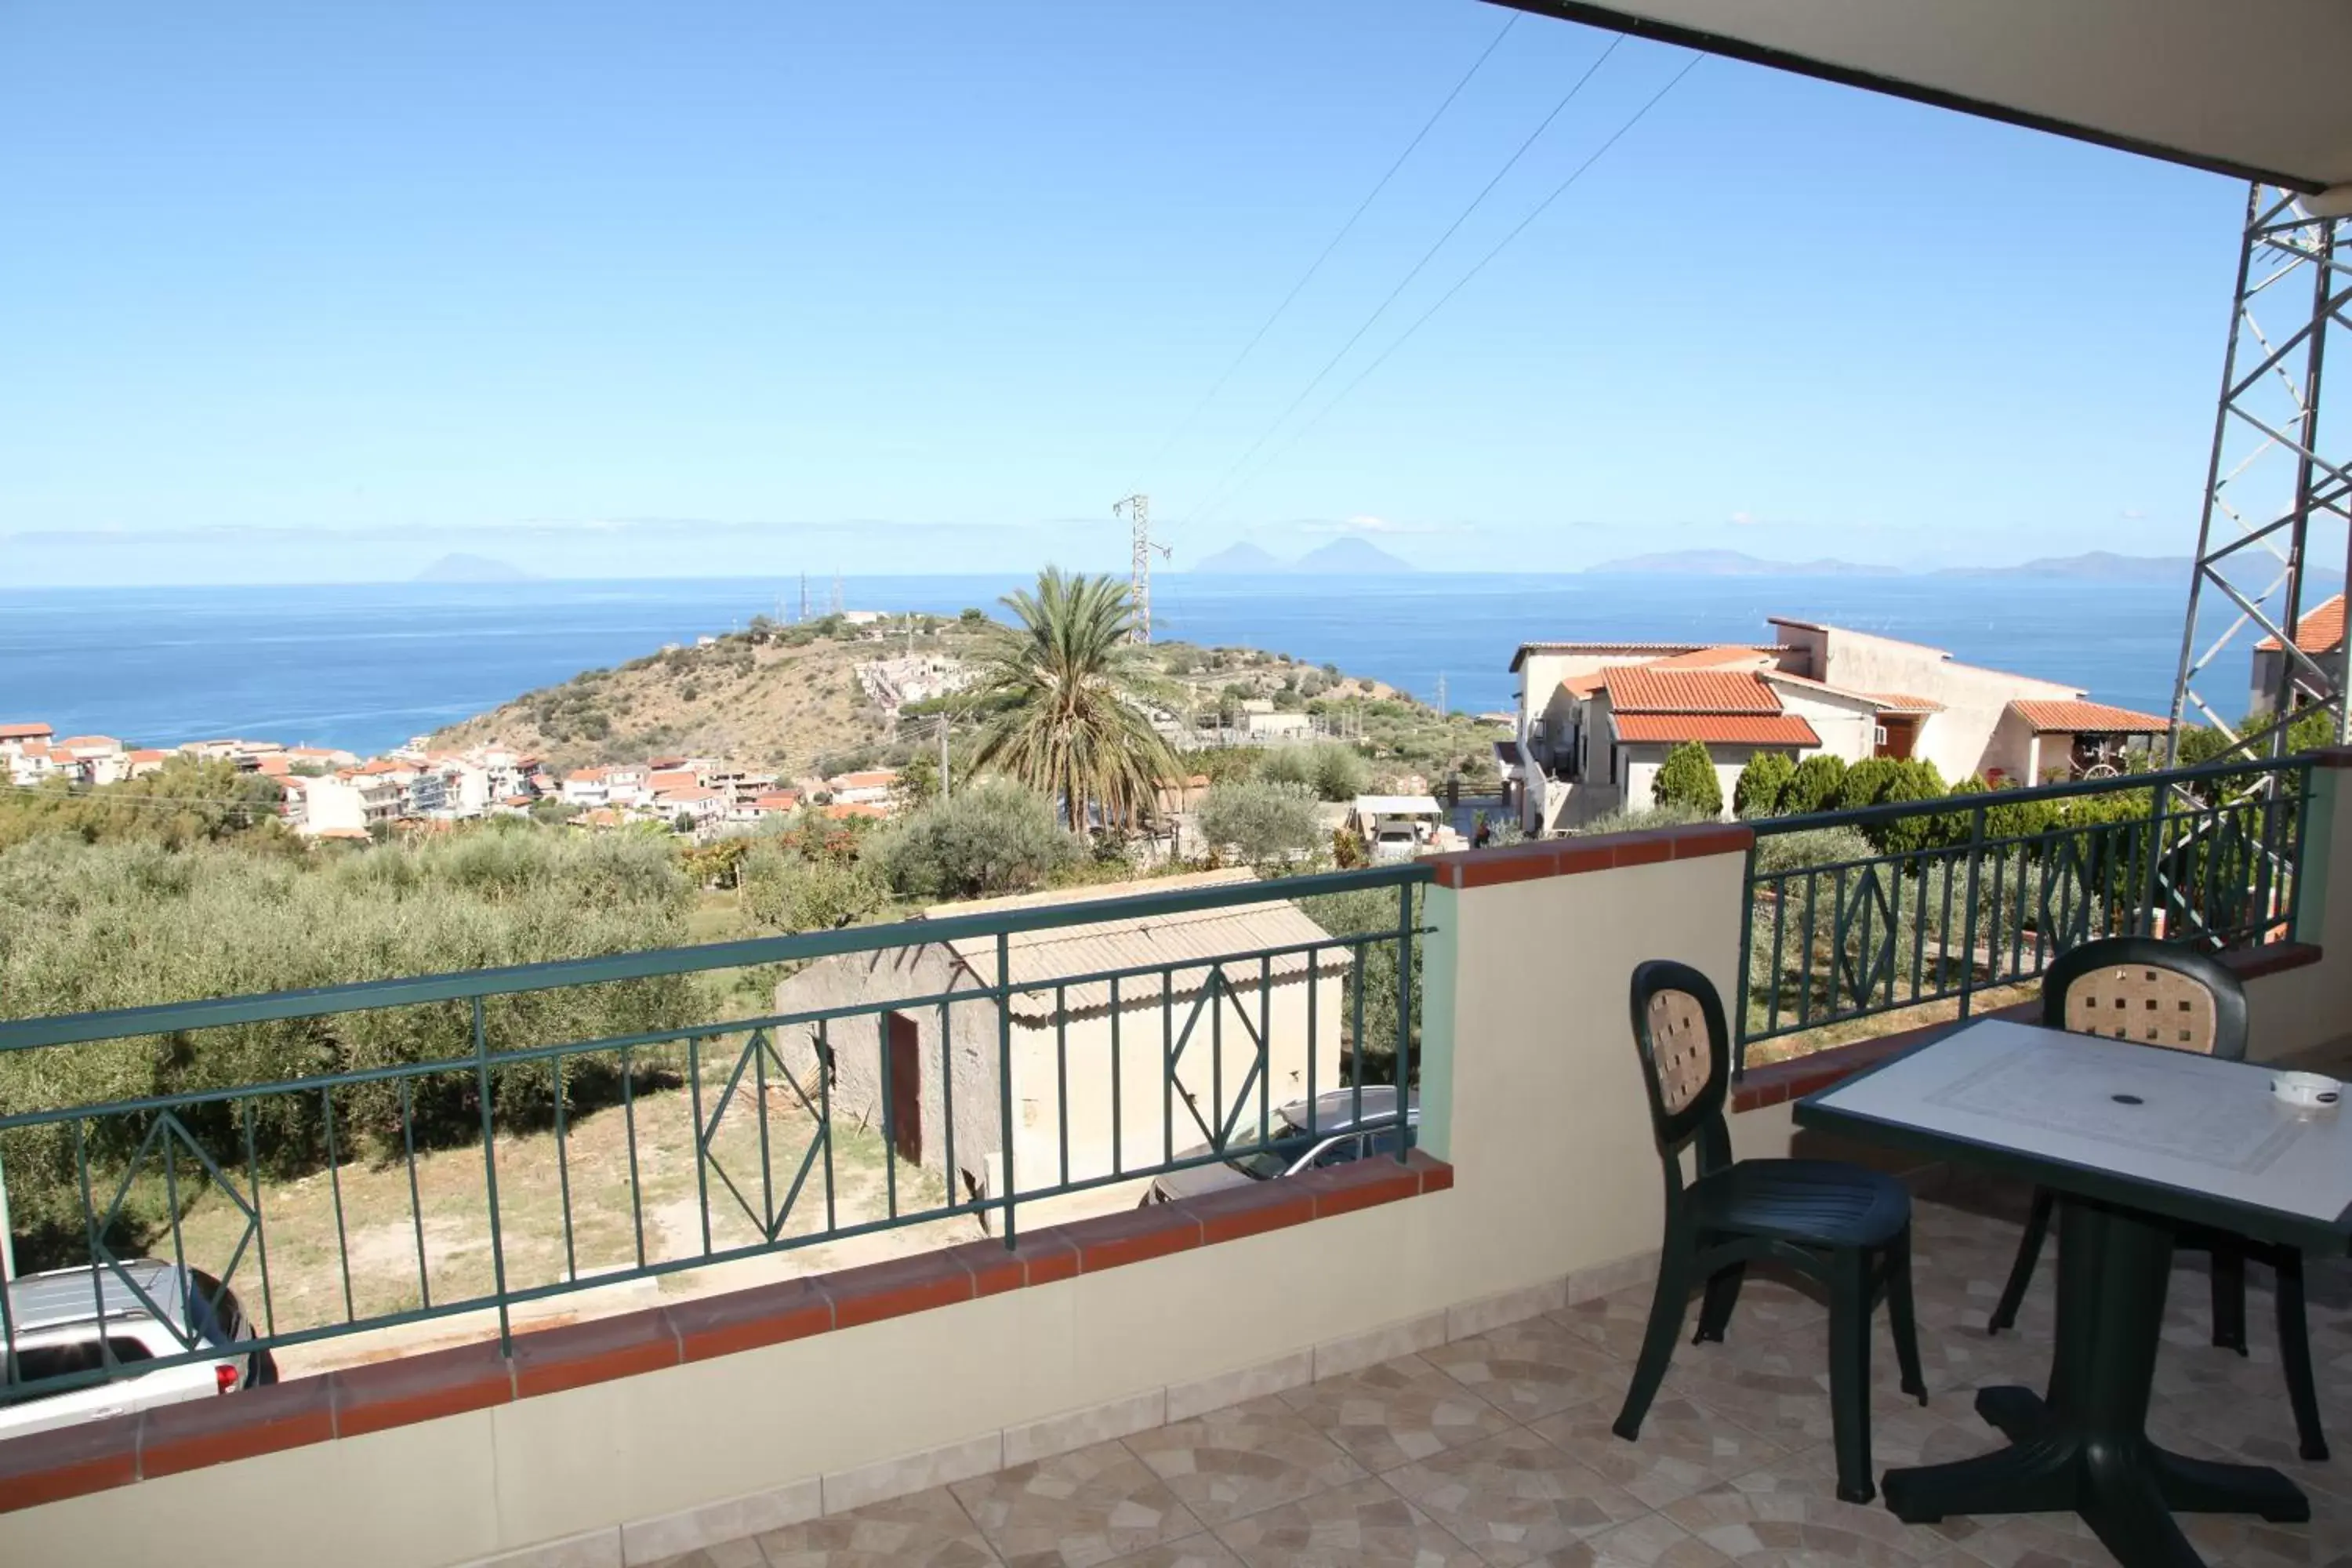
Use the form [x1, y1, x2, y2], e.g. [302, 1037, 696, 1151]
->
[0, 0, 2249, 581]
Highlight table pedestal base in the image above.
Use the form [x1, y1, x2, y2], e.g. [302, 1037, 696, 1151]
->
[1879, 1198, 2307, 1568]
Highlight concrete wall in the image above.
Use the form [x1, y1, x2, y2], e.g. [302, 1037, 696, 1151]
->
[776, 949, 1348, 1214]
[0, 835, 1756, 1568]
[1004, 973, 1341, 1207]
[1775, 686, 1879, 764]
[772, 945, 1000, 1203]
[1781, 622, 2080, 785]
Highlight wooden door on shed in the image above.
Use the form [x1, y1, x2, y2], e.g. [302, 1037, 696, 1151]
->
[885, 1011, 922, 1166]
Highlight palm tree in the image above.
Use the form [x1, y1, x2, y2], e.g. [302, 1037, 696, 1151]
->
[967, 568, 1179, 833]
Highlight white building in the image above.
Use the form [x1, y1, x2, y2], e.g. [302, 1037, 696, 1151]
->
[299, 772, 403, 837]
[826, 769, 900, 808]
[1508, 620, 2168, 833]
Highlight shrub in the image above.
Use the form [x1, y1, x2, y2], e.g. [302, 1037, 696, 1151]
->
[0, 831, 700, 1256]
[1780, 754, 1848, 815]
[1733, 752, 1796, 818]
[866, 779, 1079, 901]
[1579, 802, 1708, 836]
[1838, 757, 1902, 811]
[741, 840, 887, 932]
[1750, 826, 1878, 877]
[1196, 780, 1323, 866]
[1256, 742, 1367, 802]
[1651, 742, 1723, 817]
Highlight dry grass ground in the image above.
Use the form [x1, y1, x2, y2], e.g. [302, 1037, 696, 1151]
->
[162, 1040, 970, 1377]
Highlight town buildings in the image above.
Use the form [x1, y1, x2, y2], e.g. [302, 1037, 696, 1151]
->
[1506, 617, 2173, 833]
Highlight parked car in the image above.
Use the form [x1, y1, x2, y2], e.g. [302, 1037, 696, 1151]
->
[0, 1260, 277, 1441]
[1146, 1087, 1418, 1203]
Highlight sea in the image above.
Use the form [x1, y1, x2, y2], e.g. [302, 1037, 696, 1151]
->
[0, 574, 2207, 759]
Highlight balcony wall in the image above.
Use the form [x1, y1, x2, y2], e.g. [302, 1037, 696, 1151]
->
[4, 768, 2347, 1568]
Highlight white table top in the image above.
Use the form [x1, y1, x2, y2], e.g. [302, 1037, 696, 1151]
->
[1805, 1018, 2352, 1236]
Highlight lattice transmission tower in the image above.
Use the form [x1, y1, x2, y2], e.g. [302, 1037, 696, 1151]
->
[1112, 493, 1168, 644]
[2166, 184, 2350, 760]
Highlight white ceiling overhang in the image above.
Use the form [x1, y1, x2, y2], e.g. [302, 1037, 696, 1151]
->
[1486, 0, 2352, 203]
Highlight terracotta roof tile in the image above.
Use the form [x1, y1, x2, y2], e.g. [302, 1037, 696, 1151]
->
[0, 723, 52, 742]
[1604, 669, 1782, 714]
[2255, 593, 2346, 655]
[1613, 713, 1821, 746]
[1646, 645, 1775, 671]
[2010, 699, 2171, 733]
[1868, 692, 1945, 713]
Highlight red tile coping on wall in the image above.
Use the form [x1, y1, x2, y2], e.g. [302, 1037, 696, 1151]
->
[1425, 822, 1755, 891]
[2312, 746, 2352, 770]
[0, 1150, 1454, 1517]
[1729, 941, 2325, 1112]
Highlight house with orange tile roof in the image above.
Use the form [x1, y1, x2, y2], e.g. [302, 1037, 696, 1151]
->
[1509, 619, 2163, 833]
[2251, 592, 2347, 719]
[825, 768, 901, 808]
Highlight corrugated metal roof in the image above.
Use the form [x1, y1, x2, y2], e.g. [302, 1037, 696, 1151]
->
[929, 871, 1352, 1025]
[2010, 699, 2172, 734]
[1604, 669, 1783, 714]
[1613, 713, 1821, 747]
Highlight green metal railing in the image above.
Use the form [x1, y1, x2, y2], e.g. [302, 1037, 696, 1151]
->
[1734, 755, 2314, 1071]
[0, 865, 1429, 1405]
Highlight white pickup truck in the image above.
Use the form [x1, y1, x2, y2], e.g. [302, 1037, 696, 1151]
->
[2, 1260, 278, 1441]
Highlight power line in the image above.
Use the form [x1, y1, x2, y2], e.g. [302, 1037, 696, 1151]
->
[1199, 53, 1703, 523]
[1180, 34, 1627, 528]
[1145, 13, 1519, 469]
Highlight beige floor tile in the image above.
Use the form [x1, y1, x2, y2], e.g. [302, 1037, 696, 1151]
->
[1211, 1476, 1485, 1568]
[639, 1542, 768, 1568]
[1276, 1353, 1520, 1472]
[1550, 1287, 1661, 1363]
[1663, 1454, 1946, 1566]
[1381, 1426, 1650, 1566]
[1426, 1316, 1632, 1422]
[1944, 1511, 2115, 1567]
[2178, 1507, 2352, 1566]
[1123, 1396, 1367, 1527]
[755, 1486, 1001, 1567]
[952, 1440, 1203, 1568]
[1532, 1393, 1788, 1510]
[1536, 1512, 1737, 1566]
[1094, 1536, 1246, 1568]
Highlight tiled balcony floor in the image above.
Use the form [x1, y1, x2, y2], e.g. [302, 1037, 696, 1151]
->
[648, 1190, 2352, 1567]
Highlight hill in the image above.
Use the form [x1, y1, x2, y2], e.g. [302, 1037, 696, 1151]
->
[1294, 537, 1414, 574]
[1585, 549, 1899, 577]
[1189, 542, 1285, 574]
[426, 615, 1432, 781]
[415, 552, 533, 583]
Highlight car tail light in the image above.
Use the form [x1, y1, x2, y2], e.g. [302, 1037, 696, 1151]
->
[216, 1363, 239, 1396]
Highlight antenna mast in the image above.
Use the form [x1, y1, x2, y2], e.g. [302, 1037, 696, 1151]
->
[1112, 493, 1159, 644]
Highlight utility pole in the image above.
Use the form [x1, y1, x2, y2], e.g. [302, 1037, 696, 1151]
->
[1112, 493, 1163, 644]
[798, 573, 809, 622]
[1436, 672, 1447, 717]
[830, 574, 844, 616]
[938, 715, 951, 800]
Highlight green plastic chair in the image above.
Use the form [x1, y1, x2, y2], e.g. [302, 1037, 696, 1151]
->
[1615, 959, 1928, 1504]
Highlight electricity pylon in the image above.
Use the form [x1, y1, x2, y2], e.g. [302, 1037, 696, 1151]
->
[1112, 493, 1170, 644]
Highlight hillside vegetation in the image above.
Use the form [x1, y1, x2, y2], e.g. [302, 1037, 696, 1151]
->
[428, 609, 1498, 789]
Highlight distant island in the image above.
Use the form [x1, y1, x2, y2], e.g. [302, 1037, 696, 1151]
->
[415, 553, 535, 584]
[1190, 537, 1414, 575]
[1585, 550, 1900, 577]
[1931, 551, 2188, 583]
[1581, 548, 2221, 582]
